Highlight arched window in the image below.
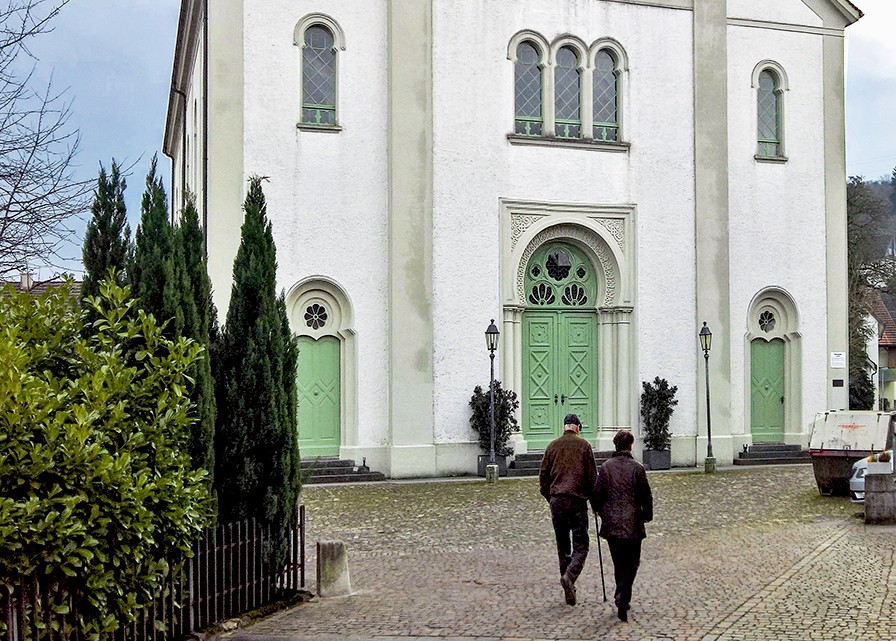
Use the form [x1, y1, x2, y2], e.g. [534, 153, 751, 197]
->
[514, 41, 543, 136]
[592, 49, 619, 142]
[757, 70, 781, 157]
[302, 25, 337, 126]
[554, 46, 581, 139]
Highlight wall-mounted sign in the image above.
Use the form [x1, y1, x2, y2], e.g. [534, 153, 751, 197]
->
[830, 352, 846, 369]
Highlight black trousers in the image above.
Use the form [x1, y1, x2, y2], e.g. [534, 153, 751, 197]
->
[606, 537, 642, 609]
[549, 495, 590, 582]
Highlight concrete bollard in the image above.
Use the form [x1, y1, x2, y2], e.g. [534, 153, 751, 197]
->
[485, 463, 500, 483]
[317, 540, 352, 597]
[865, 473, 896, 525]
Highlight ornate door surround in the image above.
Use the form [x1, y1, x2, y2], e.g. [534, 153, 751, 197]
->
[500, 199, 636, 452]
[744, 287, 802, 446]
[286, 277, 358, 457]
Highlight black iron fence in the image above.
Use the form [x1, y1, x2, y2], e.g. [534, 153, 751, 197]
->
[1, 506, 305, 641]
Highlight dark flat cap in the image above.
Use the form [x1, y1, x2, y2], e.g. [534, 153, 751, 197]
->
[563, 413, 581, 426]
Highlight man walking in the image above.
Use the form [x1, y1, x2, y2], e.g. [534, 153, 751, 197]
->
[593, 429, 653, 622]
[539, 413, 597, 606]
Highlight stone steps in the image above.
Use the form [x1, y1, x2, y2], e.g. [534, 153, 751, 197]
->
[733, 442, 811, 466]
[302, 457, 387, 484]
[508, 450, 615, 477]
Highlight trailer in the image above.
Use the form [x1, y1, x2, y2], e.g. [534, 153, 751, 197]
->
[807, 411, 895, 496]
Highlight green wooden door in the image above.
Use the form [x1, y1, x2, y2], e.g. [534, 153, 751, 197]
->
[560, 314, 598, 443]
[522, 313, 558, 451]
[297, 335, 341, 457]
[751, 338, 785, 442]
[521, 241, 598, 450]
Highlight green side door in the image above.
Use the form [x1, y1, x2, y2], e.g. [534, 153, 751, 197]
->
[297, 335, 341, 457]
[750, 338, 785, 442]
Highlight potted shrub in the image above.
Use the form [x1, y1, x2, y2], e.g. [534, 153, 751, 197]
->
[640, 376, 678, 470]
[469, 381, 519, 476]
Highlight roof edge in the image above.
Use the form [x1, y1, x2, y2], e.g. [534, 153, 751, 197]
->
[163, 0, 204, 156]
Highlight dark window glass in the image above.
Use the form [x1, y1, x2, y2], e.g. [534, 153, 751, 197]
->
[554, 47, 581, 139]
[757, 70, 780, 157]
[515, 42, 543, 136]
[302, 26, 336, 125]
[593, 50, 619, 142]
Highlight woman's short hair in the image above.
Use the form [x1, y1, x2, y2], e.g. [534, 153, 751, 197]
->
[613, 429, 634, 452]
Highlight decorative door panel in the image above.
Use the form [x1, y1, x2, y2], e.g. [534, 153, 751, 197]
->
[750, 338, 785, 442]
[297, 335, 341, 457]
[561, 314, 598, 441]
[522, 313, 557, 451]
[522, 311, 598, 450]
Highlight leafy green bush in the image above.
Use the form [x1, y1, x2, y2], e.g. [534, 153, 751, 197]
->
[0, 279, 213, 639]
[640, 377, 678, 451]
[469, 381, 519, 457]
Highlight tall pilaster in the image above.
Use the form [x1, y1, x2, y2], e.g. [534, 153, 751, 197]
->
[823, 33, 849, 410]
[206, 0, 245, 315]
[387, 0, 436, 476]
[693, 1, 732, 462]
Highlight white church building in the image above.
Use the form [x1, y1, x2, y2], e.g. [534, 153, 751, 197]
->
[164, 0, 861, 477]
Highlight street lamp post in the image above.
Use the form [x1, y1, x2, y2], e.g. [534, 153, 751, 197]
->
[699, 321, 716, 473]
[485, 320, 500, 482]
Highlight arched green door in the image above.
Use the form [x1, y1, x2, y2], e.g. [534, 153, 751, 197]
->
[297, 335, 341, 457]
[751, 338, 785, 442]
[522, 242, 598, 450]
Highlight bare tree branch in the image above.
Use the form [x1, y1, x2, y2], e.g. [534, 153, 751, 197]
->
[0, 0, 91, 276]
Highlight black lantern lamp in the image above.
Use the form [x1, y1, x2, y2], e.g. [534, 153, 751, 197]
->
[699, 321, 715, 470]
[485, 320, 500, 468]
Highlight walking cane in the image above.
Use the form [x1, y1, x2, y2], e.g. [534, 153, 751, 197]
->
[595, 514, 607, 602]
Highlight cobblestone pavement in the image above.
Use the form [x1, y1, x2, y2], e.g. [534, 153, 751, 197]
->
[229, 466, 896, 641]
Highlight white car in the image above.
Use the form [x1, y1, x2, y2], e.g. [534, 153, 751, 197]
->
[849, 450, 893, 503]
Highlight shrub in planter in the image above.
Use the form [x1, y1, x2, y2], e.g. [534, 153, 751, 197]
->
[640, 377, 678, 469]
[469, 381, 519, 462]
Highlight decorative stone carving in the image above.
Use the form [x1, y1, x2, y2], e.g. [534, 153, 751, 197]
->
[595, 218, 625, 253]
[517, 224, 618, 307]
[511, 214, 546, 251]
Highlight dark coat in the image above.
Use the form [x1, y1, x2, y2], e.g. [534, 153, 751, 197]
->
[593, 451, 653, 540]
[539, 431, 597, 502]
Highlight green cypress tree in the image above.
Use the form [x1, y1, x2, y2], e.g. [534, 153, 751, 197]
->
[131, 155, 182, 337]
[82, 160, 130, 302]
[178, 195, 217, 479]
[214, 177, 300, 539]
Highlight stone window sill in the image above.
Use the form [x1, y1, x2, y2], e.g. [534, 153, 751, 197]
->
[297, 123, 342, 133]
[755, 154, 788, 164]
[507, 134, 630, 153]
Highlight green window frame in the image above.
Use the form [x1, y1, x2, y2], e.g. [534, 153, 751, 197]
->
[514, 41, 544, 137]
[592, 49, 619, 142]
[302, 25, 337, 126]
[757, 70, 781, 157]
[554, 47, 582, 139]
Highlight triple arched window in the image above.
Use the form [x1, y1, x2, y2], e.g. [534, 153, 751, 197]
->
[510, 32, 626, 145]
[295, 14, 346, 129]
[752, 61, 788, 160]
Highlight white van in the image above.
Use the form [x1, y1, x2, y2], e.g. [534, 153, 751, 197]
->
[849, 450, 893, 503]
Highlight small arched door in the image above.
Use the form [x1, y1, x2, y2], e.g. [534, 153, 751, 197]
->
[522, 242, 598, 449]
[750, 337, 785, 442]
[296, 332, 341, 457]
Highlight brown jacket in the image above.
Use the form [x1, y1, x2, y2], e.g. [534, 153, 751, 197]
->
[539, 431, 597, 501]
[593, 451, 653, 540]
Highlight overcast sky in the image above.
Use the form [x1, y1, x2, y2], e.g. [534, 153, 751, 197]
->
[18, 0, 896, 278]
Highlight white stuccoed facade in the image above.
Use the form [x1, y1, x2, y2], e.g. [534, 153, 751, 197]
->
[164, 0, 861, 477]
